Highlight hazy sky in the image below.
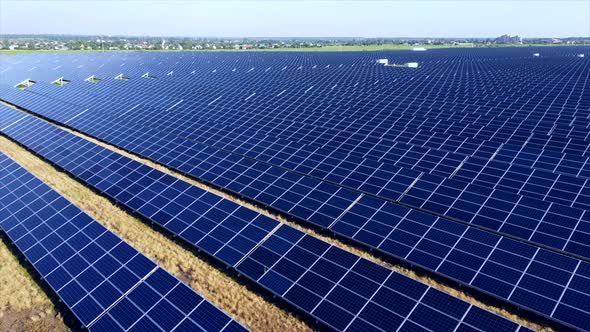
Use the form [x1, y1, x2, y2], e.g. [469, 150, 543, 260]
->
[1, 1, 588, 38]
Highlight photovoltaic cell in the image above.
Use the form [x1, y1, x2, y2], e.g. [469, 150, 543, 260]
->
[2, 48, 589, 331]
[0, 152, 247, 332]
[2, 107, 588, 330]
[0, 113, 528, 331]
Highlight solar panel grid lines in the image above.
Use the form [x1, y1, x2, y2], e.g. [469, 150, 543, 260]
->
[332, 196, 590, 329]
[398, 172, 590, 259]
[0, 152, 248, 332]
[0, 111, 536, 326]
[236, 224, 526, 332]
[2, 47, 590, 330]
[0, 106, 26, 131]
[20, 95, 589, 264]
[8, 78, 587, 218]
[3, 109, 588, 332]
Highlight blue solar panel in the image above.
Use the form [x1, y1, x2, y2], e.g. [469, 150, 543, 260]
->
[3, 102, 589, 330]
[0, 111, 529, 331]
[2, 48, 589, 331]
[0, 152, 247, 332]
[238, 224, 525, 332]
[400, 172, 590, 257]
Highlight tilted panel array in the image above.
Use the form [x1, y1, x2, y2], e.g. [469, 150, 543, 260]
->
[1, 47, 589, 330]
[236, 224, 530, 332]
[0, 49, 588, 258]
[0, 152, 247, 332]
[0, 110, 528, 332]
[2, 92, 590, 328]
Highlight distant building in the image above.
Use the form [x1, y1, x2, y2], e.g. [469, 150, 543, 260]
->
[494, 34, 522, 44]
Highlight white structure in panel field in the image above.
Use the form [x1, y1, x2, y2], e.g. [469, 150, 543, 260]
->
[377, 59, 419, 68]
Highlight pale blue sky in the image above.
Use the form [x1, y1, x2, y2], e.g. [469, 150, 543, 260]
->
[1, 1, 588, 38]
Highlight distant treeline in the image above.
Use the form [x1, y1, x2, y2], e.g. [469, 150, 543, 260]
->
[1, 34, 588, 51]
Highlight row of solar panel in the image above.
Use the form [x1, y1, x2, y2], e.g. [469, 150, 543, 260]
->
[5, 89, 588, 263]
[5, 51, 590, 148]
[0, 110, 536, 332]
[3, 46, 577, 79]
[10, 80, 590, 174]
[3, 49, 586, 111]
[0, 152, 247, 332]
[1, 107, 587, 331]
[400, 172, 590, 257]
[4, 84, 590, 221]
[16, 52, 588, 144]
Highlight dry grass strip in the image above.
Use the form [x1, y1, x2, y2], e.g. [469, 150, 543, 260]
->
[0, 237, 69, 332]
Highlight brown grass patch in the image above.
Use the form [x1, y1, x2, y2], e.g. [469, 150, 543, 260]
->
[0, 239, 69, 332]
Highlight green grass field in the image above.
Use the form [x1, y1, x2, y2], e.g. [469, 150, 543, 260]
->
[0, 43, 583, 55]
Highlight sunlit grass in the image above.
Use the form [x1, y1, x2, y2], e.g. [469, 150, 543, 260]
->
[0, 238, 69, 332]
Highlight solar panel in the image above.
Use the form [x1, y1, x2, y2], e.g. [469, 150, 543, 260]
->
[2, 47, 589, 331]
[237, 224, 526, 332]
[0, 111, 530, 331]
[333, 196, 590, 330]
[3, 75, 589, 257]
[0, 152, 247, 332]
[400, 172, 590, 258]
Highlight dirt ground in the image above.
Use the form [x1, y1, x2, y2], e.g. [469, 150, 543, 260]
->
[0, 238, 70, 332]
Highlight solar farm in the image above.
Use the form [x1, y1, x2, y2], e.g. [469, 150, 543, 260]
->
[1, 46, 589, 332]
